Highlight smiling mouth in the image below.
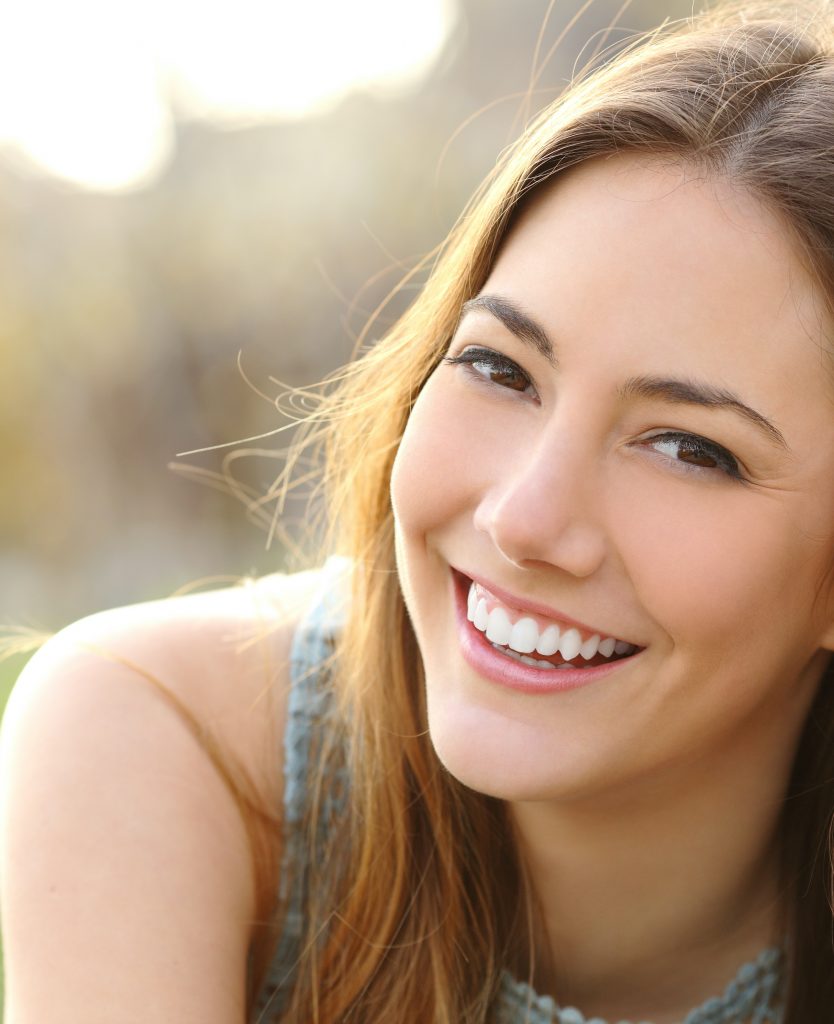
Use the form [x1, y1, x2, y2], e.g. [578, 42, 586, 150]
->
[461, 575, 640, 671]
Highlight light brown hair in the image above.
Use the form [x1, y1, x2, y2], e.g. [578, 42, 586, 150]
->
[256, 2, 834, 1020]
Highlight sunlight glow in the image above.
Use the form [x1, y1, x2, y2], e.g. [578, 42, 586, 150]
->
[0, 0, 458, 192]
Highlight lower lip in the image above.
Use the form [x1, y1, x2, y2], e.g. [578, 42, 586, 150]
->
[452, 572, 635, 695]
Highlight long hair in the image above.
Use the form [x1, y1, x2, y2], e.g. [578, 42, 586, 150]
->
[259, 2, 834, 1020]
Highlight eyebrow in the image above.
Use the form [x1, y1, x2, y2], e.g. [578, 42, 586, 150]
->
[458, 292, 789, 450]
[619, 375, 789, 449]
[459, 294, 556, 364]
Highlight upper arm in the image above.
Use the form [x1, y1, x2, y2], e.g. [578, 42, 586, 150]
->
[0, 570, 321, 1024]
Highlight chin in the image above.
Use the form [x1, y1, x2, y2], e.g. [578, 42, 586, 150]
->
[425, 689, 603, 803]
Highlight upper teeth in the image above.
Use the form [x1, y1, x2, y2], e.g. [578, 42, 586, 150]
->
[466, 581, 634, 661]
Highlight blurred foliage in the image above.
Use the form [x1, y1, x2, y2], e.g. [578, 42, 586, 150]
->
[0, 0, 690, 634]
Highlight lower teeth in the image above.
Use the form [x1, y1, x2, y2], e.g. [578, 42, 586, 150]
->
[489, 642, 573, 670]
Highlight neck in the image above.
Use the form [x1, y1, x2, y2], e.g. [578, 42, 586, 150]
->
[509, 735, 792, 1023]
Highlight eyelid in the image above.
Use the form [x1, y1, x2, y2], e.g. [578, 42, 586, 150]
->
[447, 342, 511, 361]
[641, 430, 745, 481]
[444, 345, 537, 390]
[444, 344, 516, 371]
[443, 345, 540, 403]
[446, 343, 530, 374]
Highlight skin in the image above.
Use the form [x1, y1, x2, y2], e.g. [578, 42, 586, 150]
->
[390, 154, 834, 1021]
[0, 570, 321, 1023]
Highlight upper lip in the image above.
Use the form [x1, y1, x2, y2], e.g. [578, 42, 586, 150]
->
[453, 566, 639, 646]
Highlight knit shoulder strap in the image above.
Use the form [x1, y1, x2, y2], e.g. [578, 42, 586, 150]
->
[251, 556, 350, 1022]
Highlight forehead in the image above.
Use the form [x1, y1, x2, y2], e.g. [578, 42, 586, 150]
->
[483, 153, 831, 414]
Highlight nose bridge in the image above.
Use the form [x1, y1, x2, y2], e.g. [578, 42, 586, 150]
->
[476, 413, 606, 577]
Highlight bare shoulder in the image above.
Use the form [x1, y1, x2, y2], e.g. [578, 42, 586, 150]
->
[0, 566, 325, 1024]
[4, 566, 324, 810]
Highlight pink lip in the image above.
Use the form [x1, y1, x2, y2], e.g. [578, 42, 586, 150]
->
[450, 570, 637, 695]
[452, 565, 623, 642]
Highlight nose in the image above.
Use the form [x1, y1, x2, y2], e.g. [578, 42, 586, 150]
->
[472, 426, 607, 578]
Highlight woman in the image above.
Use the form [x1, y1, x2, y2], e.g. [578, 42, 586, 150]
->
[2, 2, 834, 1021]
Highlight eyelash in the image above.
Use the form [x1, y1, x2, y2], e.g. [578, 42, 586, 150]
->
[642, 432, 742, 480]
[443, 346, 536, 396]
[442, 345, 744, 481]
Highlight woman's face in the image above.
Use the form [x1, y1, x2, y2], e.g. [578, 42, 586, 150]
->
[390, 154, 834, 803]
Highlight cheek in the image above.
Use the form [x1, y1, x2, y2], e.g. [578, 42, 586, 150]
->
[611, 475, 832, 664]
[390, 378, 470, 537]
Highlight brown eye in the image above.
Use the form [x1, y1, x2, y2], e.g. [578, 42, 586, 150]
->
[646, 433, 741, 479]
[442, 347, 535, 396]
[676, 442, 718, 468]
[477, 361, 529, 391]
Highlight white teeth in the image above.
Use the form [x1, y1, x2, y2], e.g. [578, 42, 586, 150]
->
[536, 624, 561, 656]
[466, 581, 634, 663]
[490, 643, 556, 669]
[598, 636, 616, 658]
[509, 617, 538, 654]
[521, 654, 552, 668]
[558, 627, 582, 662]
[485, 607, 512, 645]
[579, 634, 600, 660]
